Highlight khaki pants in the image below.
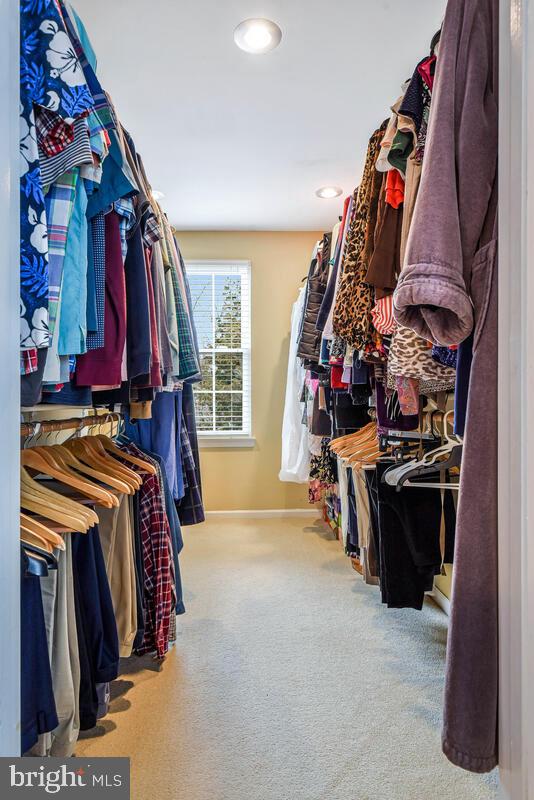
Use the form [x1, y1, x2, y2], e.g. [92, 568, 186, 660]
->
[98, 494, 138, 658]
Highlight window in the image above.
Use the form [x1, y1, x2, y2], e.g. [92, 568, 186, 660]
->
[186, 261, 252, 443]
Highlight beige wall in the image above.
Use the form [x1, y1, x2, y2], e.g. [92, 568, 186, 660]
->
[176, 230, 322, 511]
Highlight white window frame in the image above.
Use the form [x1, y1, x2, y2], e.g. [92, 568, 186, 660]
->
[186, 260, 254, 448]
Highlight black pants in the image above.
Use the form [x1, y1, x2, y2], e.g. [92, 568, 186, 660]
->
[363, 468, 381, 580]
[345, 468, 360, 555]
[333, 392, 370, 437]
[372, 461, 456, 610]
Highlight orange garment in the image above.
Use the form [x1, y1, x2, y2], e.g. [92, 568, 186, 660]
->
[385, 169, 405, 209]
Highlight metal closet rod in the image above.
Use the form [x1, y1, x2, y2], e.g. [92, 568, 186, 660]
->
[20, 412, 121, 438]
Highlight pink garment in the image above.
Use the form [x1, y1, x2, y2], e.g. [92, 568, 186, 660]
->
[306, 372, 320, 396]
[394, 375, 419, 416]
[418, 54, 437, 91]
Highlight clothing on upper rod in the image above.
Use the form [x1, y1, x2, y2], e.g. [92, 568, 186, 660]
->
[19, 1, 204, 491]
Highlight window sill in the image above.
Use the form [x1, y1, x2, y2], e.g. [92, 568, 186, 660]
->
[198, 435, 256, 449]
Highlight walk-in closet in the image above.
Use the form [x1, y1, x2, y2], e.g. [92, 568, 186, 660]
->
[1, 0, 533, 798]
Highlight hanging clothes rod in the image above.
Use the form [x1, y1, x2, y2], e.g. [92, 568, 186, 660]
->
[20, 412, 121, 438]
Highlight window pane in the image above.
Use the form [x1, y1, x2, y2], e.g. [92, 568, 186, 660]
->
[186, 263, 251, 437]
[214, 275, 241, 348]
[195, 353, 214, 392]
[194, 392, 214, 431]
[188, 273, 213, 350]
[215, 392, 243, 431]
[215, 353, 243, 391]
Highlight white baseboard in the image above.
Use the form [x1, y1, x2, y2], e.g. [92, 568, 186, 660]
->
[205, 509, 320, 519]
[431, 586, 451, 616]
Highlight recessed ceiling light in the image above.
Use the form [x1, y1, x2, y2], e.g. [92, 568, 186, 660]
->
[234, 18, 282, 54]
[315, 186, 343, 199]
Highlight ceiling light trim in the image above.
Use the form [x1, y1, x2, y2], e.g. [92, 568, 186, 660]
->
[315, 186, 343, 199]
[234, 18, 282, 54]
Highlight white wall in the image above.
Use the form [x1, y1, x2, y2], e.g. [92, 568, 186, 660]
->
[0, 0, 21, 757]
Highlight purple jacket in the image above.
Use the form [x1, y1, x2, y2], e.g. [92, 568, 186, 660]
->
[393, 0, 499, 774]
[394, 0, 497, 347]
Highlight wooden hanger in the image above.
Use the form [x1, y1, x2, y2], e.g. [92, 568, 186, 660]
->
[86, 438, 143, 488]
[335, 426, 377, 458]
[48, 444, 132, 496]
[31, 445, 120, 506]
[21, 468, 94, 532]
[20, 468, 98, 525]
[20, 513, 65, 550]
[64, 439, 141, 492]
[331, 422, 376, 448]
[348, 444, 384, 467]
[21, 495, 90, 533]
[21, 448, 116, 508]
[95, 434, 157, 475]
[329, 423, 375, 453]
[20, 526, 54, 554]
[85, 437, 143, 485]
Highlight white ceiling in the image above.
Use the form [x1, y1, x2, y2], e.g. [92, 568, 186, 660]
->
[74, 0, 445, 231]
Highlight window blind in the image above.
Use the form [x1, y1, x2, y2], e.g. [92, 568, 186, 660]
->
[186, 261, 252, 436]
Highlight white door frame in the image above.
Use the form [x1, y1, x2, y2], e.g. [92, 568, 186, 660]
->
[498, 0, 534, 797]
[0, 0, 21, 757]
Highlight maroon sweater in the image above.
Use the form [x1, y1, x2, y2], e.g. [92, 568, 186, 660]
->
[76, 211, 127, 387]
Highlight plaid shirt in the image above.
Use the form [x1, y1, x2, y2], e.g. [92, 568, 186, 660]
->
[45, 169, 79, 340]
[39, 116, 93, 189]
[35, 107, 74, 157]
[20, 348, 38, 375]
[114, 197, 136, 261]
[85, 113, 107, 152]
[119, 442, 174, 659]
[177, 384, 205, 525]
[161, 223, 200, 381]
[143, 213, 162, 248]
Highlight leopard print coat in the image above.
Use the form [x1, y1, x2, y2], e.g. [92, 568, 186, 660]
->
[332, 122, 388, 349]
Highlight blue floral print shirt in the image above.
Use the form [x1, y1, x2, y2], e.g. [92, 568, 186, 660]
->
[20, 0, 94, 349]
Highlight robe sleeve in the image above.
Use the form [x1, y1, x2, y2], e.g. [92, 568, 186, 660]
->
[393, 0, 498, 346]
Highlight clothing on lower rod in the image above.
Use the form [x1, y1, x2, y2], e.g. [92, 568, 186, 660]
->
[21, 551, 59, 754]
[345, 467, 360, 555]
[71, 524, 120, 731]
[98, 495, 138, 658]
[373, 461, 456, 610]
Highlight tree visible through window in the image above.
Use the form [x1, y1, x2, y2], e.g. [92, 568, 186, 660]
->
[186, 261, 251, 436]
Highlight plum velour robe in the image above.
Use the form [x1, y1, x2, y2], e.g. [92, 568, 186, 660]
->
[393, 0, 499, 774]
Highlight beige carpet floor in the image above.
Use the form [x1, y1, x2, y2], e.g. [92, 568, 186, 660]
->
[76, 516, 499, 800]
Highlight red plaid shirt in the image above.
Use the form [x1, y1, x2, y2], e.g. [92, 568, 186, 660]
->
[120, 443, 173, 659]
[20, 348, 38, 375]
[35, 107, 75, 157]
